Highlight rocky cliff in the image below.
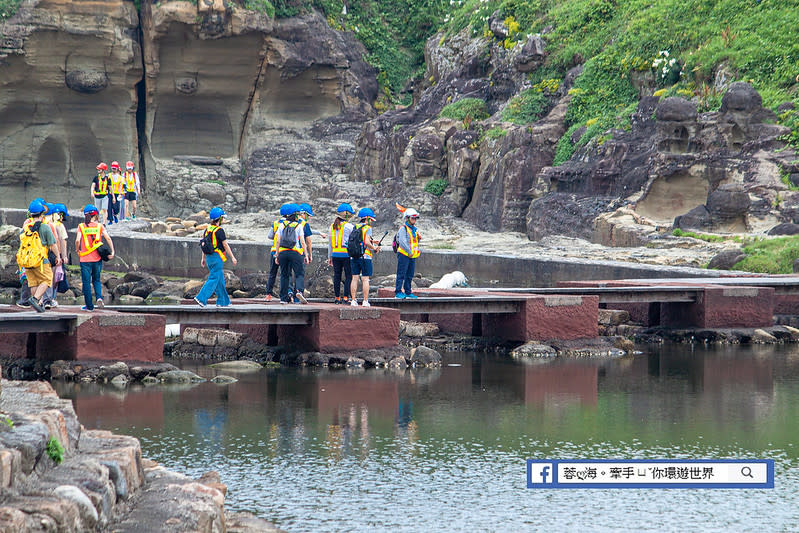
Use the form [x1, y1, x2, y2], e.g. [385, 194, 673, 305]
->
[0, 0, 376, 215]
[351, 16, 799, 244]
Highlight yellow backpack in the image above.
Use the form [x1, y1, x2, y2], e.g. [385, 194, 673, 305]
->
[16, 221, 48, 269]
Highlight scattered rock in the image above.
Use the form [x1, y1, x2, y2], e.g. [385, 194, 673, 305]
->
[210, 375, 238, 384]
[510, 341, 557, 358]
[597, 309, 630, 326]
[400, 321, 441, 337]
[409, 345, 442, 367]
[209, 361, 262, 372]
[752, 329, 778, 343]
[155, 370, 206, 383]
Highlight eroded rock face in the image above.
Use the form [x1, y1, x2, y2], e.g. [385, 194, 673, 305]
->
[0, 0, 142, 207]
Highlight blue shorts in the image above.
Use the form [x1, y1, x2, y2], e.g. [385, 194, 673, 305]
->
[350, 257, 373, 277]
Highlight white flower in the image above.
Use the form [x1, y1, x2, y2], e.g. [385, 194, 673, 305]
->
[663, 50, 669, 57]
[669, 58, 676, 66]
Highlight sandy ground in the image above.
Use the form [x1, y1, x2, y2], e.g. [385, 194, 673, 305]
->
[218, 212, 738, 269]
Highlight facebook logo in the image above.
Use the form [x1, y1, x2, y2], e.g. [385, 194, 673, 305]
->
[527, 461, 555, 487]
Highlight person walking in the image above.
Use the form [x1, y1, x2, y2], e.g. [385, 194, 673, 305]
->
[394, 208, 421, 299]
[123, 161, 140, 220]
[91, 162, 110, 225]
[271, 204, 309, 304]
[264, 204, 291, 301]
[328, 203, 355, 304]
[76, 204, 115, 311]
[41, 202, 69, 309]
[17, 200, 62, 312]
[195, 207, 237, 308]
[108, 161, 124, 224]
[349, 208, 380, 307]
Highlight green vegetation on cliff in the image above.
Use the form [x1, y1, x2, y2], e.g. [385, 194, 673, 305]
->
[437, 0, 798, 163]
[0, 0, 22, 21]
[733, 236, 799, 274]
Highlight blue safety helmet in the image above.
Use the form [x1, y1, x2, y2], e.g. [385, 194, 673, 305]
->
[55, 203, 69, 217]
[83, 204, 98, 215]
[298, 203, 314, 216]
[43, 202, 57, 215]
[336, 202, 355, 214]
[209, 207, 226, 221]
[28, 200, 45, 215]
[279, 203, 294, 216]
[358, 207, 376, 220]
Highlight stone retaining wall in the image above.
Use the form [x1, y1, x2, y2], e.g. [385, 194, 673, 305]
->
[0, 375, 282, 532]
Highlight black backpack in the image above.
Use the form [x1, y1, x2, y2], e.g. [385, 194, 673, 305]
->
[279, 221, 299, 250]
[347, 224, 365, 258]
[199, 227, 218, 255]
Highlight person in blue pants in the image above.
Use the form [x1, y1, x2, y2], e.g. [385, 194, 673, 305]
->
[394, 208, 421, 299]
[195, 207, 238, 308]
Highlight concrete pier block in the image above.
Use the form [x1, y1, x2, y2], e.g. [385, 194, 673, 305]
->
[278, 306, 401, 353]
[483, 294, 599, 341]
[661, 287, 774, 328]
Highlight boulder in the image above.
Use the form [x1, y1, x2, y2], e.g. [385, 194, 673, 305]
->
[707, 250, 746, 270]
[409, 345, 442, 367]
[510, 342, 557, 358]
[597, 309, 630, 326]
[156, 370, 206, 383]
[183, 280, 204, 299]
[751, 329, 778, 344]
[400, 321, 440, 337]
[768, 223, 799, 235]
[118, 295, 145, 305]
[707, 184, 750, 222]
[210, 375, 238, 384]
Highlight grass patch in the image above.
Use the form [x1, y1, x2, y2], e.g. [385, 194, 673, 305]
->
[672, 228, 741, 243]
[501, 89, 549, 124]
[0, 0, 23, 21]
[429, 242, 455, 249]
[204, 179, 226, 186]
[733, 236, 799, 274]
[439, 98, 490, 122]
[482, 126, 507, 140]
[424, 178, 449, 196]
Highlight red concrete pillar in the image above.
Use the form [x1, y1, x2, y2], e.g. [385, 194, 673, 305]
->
[661, 287, 774, 328]
[279, 306, 400, 353]
[483, 294, 598, 341]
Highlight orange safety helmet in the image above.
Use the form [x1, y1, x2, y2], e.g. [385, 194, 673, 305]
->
[110, 161, 120, 169]
[96, 162, 107, 171]
[125, 161, 134, 169]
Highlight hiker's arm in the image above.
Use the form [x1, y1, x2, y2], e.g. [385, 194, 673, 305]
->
[366, 234, 381, 253]
[305, 236, 312, 264]
[49, 242, 62, 265]
[222, 240, 237, 266]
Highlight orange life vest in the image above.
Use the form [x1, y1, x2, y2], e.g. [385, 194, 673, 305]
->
[78, 223, 102, 256]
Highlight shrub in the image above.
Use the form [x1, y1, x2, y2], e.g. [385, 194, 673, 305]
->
[0, 0, 23, 21]
[439, 98, 490, 122]
[242, 0, 275, 17]
[46, 437, 65, 464]
[424, 178, 449, 196]
[733, 236, 799, 274]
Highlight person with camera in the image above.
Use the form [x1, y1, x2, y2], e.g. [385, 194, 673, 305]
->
[76, 204, 115, 311]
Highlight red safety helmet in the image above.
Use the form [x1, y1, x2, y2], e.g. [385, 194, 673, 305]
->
[126, 161, 134, 169]
[96, 162, 107, 171]
[110, 161, 120, 169]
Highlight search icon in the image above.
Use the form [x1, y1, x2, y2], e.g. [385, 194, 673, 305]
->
[741, 466, 754, 478]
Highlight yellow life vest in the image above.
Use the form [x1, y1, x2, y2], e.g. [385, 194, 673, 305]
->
[124, 171, 137, 192]
[277, 220, 304, 254]
[78, 223, 103, 256]
[204, 224, 227, 261]
[329, 221, 348, 254]
[359, 223, 373, 259]
[109, 172, 124, 194]
[270, 219, 281, 253]
[397, 225, 421, 258]
[94, 173, 108, 196]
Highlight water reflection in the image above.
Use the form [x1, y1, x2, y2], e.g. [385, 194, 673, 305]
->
[53, 345, 799, 531]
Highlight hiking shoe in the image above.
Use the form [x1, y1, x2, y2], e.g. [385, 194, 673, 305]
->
[16, 300, 31, 309]
[194, 297, 206, 308]
[132, 214, 136, 219]
[395, 293, 406, 299]
[28, 297, 45, 313]
[296, 292, 308, 305]
[114, 216, 119, 223]
[265, 294, 273, 302]
[96, 298, 105, 308]
[362, 301, 371, 307]
[50, 300, 59, 308]
[43, 301, 52, 310]
[406, 293, 418, 299]
[350, 299, 359, 307]
[334, 297, 341, 304]
[81, 306, 93, 312]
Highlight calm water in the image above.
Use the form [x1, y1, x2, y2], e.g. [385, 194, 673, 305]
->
[55, 346, 799, 532]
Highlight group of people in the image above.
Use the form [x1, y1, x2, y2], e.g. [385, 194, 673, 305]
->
[195, 202, 422, 307]
[16, 200, 114, 312]
[91, 160, 140, 225]
[15, 194, 421, 313]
